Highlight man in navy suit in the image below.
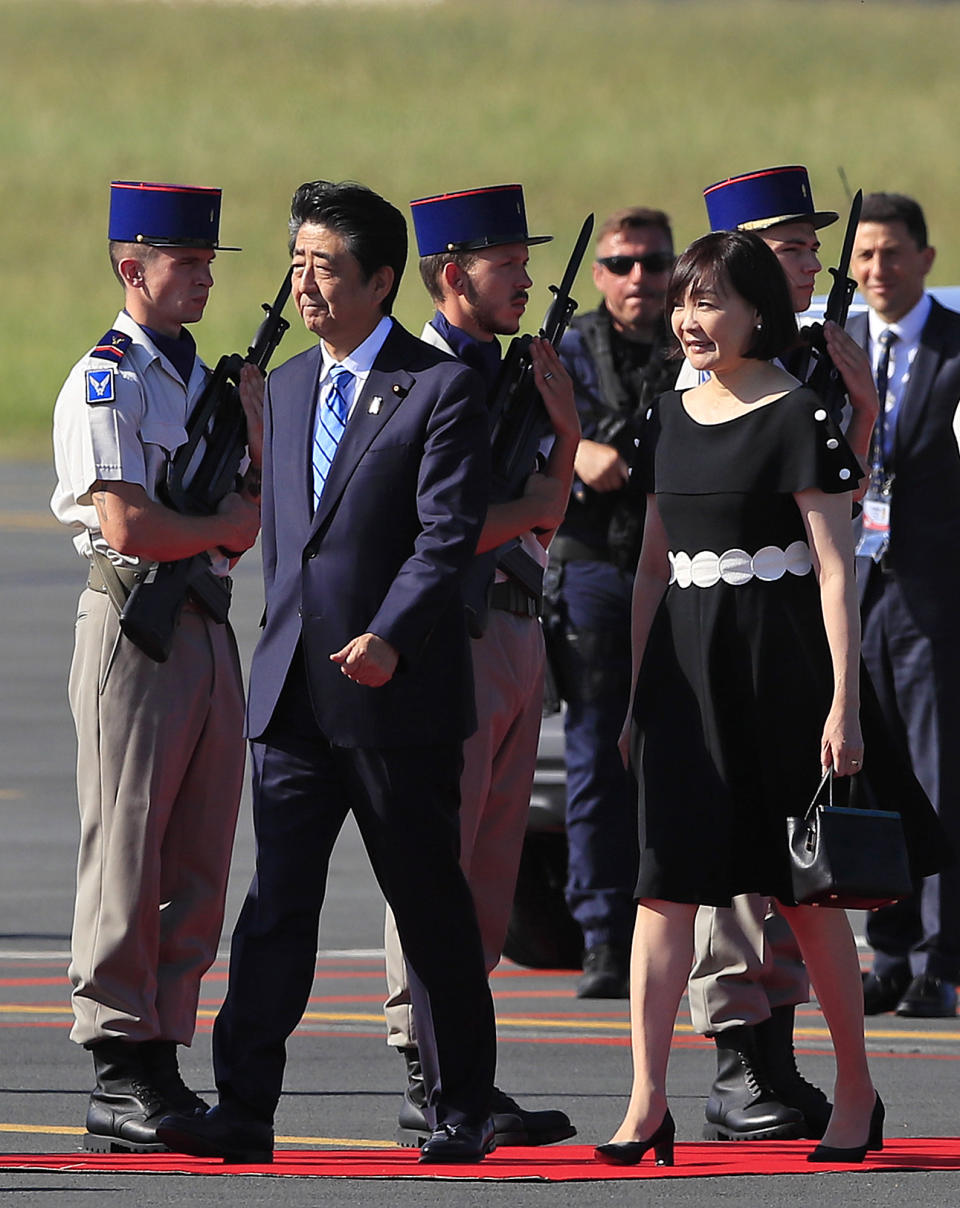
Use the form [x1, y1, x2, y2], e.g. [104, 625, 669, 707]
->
[158, 180, 498, 1163]
[849, 192, 960, 1019]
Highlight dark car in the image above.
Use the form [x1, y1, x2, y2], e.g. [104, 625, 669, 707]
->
[502, 707, 584, 970]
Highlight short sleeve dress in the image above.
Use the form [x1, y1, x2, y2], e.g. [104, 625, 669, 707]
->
[631, 386, 864, 906]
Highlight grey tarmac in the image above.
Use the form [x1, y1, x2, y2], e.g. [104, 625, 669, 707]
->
[1, 459, 959, 1207]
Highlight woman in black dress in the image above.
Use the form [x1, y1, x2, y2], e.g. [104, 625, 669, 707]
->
[596, 231, 880, 1166]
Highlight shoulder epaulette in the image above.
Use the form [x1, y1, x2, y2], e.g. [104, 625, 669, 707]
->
[90, 330, 132, 363]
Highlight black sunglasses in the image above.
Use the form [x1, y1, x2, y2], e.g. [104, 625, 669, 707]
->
[596, 252, 675, 275]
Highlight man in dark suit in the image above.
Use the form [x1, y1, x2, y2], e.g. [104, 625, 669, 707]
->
[158, 180, 498, 1163]
[849, 191, 960, 1019]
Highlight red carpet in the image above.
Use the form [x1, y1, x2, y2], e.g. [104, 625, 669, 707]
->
[3, 1140, 960, 1181]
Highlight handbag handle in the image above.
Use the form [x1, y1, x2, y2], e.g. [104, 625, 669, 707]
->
[801, 766, 834, 823]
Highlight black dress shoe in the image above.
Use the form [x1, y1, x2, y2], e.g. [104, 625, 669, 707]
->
[594, 1109, 675, 1166]
[895, 975, 958, 1018]
[395, 1075, 575, 1148]
[419, 1118, 496, 1163]
[808, 1093, 884, 1164]
[156, 1104, 274, 1164]
[488, 1088, 576, 1146]
[862, 969, 910, 1015]
[577, 944, 629, 999]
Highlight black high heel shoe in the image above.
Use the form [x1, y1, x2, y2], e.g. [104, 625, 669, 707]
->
[594, 1109, 676, 1167]
[807, 1093, 884, 1163]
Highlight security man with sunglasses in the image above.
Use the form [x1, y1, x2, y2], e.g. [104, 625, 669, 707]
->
[550, 207, 678, 999]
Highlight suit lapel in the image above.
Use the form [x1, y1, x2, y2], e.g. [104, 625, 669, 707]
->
[847, 312, 868, 352]
[309, 325, 415, 536]
[271, 345, 322, 539]
[894, 301, 945, 458]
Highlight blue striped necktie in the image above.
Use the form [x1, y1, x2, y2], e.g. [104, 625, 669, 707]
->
[312, 363, 353, 512]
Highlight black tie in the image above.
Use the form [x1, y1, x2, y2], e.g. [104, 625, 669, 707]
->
[875, 329, 898, 460]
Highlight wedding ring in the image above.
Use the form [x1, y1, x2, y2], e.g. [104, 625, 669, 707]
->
[851, 760, 861, 766]
[543, 372, 554, 380]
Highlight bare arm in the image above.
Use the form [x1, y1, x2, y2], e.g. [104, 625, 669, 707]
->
[795, 485, 863, 776]
[92, 479, 260, 562]
[573, 439, 630, 493]
[617, 496, 671, 765]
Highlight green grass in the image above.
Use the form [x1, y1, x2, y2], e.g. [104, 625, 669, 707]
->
[3, 0, 957, 457]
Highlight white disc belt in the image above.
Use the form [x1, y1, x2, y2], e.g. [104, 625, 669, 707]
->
[668, 541, 813, 588]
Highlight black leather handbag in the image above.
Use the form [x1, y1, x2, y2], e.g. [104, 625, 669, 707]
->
[786, 768, 912, 909]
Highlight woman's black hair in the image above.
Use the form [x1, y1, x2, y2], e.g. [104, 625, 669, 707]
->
[665, 229, 797, 361]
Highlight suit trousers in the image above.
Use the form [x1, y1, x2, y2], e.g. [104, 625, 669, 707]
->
[213, 653, 497, 1128]
[688, 896, 809, 1034]
[68, 589, 244, 1046]
[861, 569, 960, 981]
[383, 609, 545, 1048]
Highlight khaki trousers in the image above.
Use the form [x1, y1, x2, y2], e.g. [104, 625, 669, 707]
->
[384, 609, 544, 1048]
[68, 588, 244, 1046]
[688, 896, 809, 1034]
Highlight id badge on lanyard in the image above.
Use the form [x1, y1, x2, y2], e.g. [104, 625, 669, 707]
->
[856, 479, 893, 563]
[862, 495, 890, 535]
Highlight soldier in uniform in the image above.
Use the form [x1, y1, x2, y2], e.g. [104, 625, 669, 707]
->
[551, 207, 678, 999]
[680, 166, 879, 1142]
[51, 180, 262, 1152]
[382, 184, 578, 1148]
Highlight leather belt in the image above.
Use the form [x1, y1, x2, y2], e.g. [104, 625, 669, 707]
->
[86, 559, 149, 595]
[669, 541, 812, 588]
[488, 579, 539, 617]
[86, 559, 233, 600]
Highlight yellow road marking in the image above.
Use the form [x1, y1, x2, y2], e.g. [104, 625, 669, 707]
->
[0, 1124, 85, 1136]
[0, 511, 59, 531]
[0, 1006, 72, 1016]
[0, 1122, 395, 1148]
[6, 1004, 959, 1043]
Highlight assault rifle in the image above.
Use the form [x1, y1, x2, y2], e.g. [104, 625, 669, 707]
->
[797, 189, 863, 419]
[487, 213, 594, 503]
[475, 214, 594, 605]
[118, 268, 292, 662]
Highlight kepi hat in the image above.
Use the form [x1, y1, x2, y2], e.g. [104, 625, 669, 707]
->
[108, 181, 240, 250]
[410, 184, 551, 256]
[703, 166, 838, 234]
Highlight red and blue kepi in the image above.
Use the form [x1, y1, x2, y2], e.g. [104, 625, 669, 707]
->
[108, 180, 240, 250]
[703, 165, 838, 234]
[410, 184, 552, 256]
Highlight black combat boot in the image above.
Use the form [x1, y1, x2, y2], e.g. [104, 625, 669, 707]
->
[394, 1045, 576, 1147]
[83, 1039, 172, 1153]
[754, 1005, 833, 1138]
[703, 1025, 807, 1141]
[138, 1040, 209, 1116]
[395, 1045, 430, 1146]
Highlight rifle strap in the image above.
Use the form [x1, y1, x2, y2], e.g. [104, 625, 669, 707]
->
[572, 306, 673, 421]
[182, 361, 214, 439]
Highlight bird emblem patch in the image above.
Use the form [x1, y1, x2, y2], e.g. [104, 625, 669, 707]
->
[85, 369, 115, 404]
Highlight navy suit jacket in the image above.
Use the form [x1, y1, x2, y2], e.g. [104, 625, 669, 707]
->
[247, 320, 490, 747]
[848, 299, 960, 635]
